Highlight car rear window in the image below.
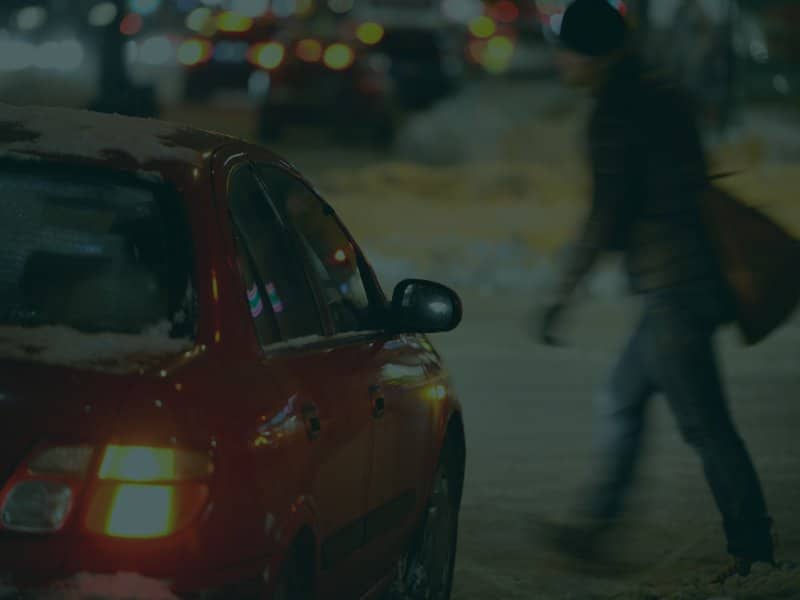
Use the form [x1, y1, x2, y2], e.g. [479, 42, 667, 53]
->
[0, 162, 196, 356]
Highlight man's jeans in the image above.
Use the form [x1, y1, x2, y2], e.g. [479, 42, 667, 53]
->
[585, 280, 774, 560]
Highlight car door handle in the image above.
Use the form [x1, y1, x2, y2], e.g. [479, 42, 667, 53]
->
[369, 384, 385, 419]
[302, 404, 321, 440]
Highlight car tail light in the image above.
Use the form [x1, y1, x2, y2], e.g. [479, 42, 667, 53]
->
[0, 445, 93, 533]
[86, 446, 212, 539]
[0, 444, 213, 539]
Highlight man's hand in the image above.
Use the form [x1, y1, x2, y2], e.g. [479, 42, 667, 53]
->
[532, 302, 567, 347]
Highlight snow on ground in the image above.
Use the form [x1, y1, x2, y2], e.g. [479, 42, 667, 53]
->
[437, 293, 800, 600]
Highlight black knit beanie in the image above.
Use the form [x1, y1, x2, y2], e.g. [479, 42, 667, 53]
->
[558, 0, 628, 57]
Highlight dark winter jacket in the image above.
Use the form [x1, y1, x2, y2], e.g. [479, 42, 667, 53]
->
[557, 56, 726, 301]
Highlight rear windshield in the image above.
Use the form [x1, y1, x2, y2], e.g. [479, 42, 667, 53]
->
[0, 162, 196, 366]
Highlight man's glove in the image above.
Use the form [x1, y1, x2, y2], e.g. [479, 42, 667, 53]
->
[533, 302, 567, 347]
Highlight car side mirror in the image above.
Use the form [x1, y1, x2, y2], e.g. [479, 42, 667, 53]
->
[390, 279, 462, 333]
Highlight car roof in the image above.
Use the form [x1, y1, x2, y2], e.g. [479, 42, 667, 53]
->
[0, 103, 255, 180]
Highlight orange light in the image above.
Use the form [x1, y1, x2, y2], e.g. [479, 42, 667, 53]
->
[99, 446, 176, 482]
[323, 43, 355, 71]
[248, 41, 285, 70]
[211, 269, 219, 302]
[217, 11, 254, 33]
[86, 446, 212, 539]
[98, 446, 213, 482]
[356, 22, 384, 45]
[105, 484, 174, 538]
[178, 38, 212, 67]
[423, 384, 447, 402]
[296, 38, 322, 62]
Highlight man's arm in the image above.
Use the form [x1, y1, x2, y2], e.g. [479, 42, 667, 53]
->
[554, 111, 636, 305]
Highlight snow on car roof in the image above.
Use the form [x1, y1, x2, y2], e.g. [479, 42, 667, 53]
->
[0, 103, 234, 173]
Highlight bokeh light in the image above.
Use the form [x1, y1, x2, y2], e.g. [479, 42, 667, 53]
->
[120, 13, 144, 35]
[296, 39, 323, 62]
[328, 0, 354, 15]
[16, 6, 47, 31]
[139, 35, 174, 65]
[296, 0, 316, 17]
[185, 7, 212, 32]
[490, 0, 520, 24]
[483, 35, 515, 74]
[88, 2, 119, 27]
[357, 22, 385, 46]
[178, 38, 213, 66]
[217, 11, 254, 32]
[323, 43, 355, 70]
[249, 42, 286, 70]
[130, 0, 161, 16]
[469, 16, 497, 39]
[441, 0, 482, 24]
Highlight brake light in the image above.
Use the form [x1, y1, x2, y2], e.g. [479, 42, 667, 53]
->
[98, 445, 213, 481]
[0, 444, 213, 539]
[105, 484, 175, 538]
[87, 445, 212, 539]
[0, 445, 93, 533]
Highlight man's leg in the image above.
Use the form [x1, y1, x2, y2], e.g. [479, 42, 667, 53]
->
[545, 317, 655, 559]
[645, 304, 774, 565]
[575, 316, 657, 525]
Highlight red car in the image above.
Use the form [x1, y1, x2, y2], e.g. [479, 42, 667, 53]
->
[0, 105, 465, 599]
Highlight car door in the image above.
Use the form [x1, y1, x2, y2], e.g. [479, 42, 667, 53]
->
[218, 158, 375, 598]
[253, 163, 440, 582]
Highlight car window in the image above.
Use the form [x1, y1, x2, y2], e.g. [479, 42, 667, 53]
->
[228, 165, 322, 345]
[0, 161, 195, 339]
[254, 166, 377, 334]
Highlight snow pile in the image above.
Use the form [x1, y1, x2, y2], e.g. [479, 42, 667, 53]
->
[0, 322, 193, 374]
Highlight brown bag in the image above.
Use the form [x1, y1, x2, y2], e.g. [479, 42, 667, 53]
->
[703, 184, 800, 345]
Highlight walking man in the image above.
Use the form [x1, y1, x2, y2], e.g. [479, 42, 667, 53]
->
[538, 0, 775, 580]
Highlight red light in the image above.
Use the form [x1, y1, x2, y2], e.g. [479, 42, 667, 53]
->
[609, 0, 628, 16]
[120, 13, 143, 36]
[491, 0, 519, 23]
